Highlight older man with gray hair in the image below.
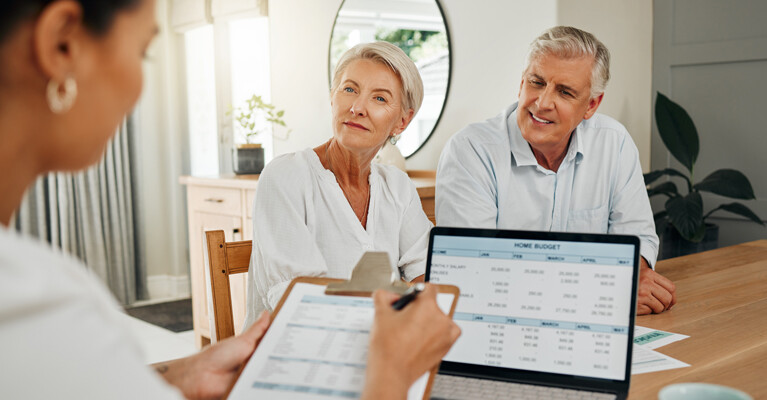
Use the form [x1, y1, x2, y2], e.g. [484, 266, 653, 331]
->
[436, 26, 676, 314]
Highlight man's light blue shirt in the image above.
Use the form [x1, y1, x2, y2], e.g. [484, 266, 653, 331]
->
[436, 103, 659, 267]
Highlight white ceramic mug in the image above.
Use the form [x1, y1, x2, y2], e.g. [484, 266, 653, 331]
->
[659, 383, 752, 400]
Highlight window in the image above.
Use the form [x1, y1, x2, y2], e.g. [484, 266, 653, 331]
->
[184, 25, 218, 176]
[182, 15, 271, 175]
[229, 17, 272, 160]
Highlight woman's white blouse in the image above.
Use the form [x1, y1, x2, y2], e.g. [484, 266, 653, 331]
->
[0, 226, 183, 399]
[244, 148, 432, 327]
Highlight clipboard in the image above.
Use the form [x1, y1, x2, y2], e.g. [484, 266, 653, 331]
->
[224, 252, 460, 400]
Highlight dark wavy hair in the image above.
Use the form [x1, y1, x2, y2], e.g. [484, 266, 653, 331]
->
[0, 0, 141, 43]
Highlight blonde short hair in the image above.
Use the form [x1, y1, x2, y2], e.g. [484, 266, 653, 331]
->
[525, 26, 610, 98]
[331, 41, 424, 114]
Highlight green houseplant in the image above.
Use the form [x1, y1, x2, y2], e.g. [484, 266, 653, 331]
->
[645, 92, 764, 258]
[227, 94, 288, 174]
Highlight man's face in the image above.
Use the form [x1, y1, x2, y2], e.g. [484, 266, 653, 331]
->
[516, 53, 603, 159]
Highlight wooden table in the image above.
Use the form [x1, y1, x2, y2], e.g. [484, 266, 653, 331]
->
[629, 240, 767, 399]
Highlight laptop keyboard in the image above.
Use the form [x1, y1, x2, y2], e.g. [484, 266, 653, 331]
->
[430, 375, 617, 400]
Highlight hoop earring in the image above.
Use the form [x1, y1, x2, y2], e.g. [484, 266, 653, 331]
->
[47, 77, 78, 114]
[389, 134, 400, 145]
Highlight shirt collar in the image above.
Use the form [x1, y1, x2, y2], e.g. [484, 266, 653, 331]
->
[567, 125, 584, 164]
[506, 104, 538, 167]
[507, 102, 585, 167]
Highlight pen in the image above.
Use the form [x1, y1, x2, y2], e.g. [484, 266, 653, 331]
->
[391, 283, 426, 310]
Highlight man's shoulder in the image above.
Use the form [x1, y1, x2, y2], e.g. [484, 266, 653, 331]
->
[446, 106, 514, 157]
[581, 113, 631, 137]
[578, 112, 636, 150]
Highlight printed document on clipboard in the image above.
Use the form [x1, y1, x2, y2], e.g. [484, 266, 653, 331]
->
[226, 254, 459, 400]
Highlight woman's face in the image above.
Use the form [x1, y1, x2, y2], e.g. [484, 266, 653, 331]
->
[47, 0, 157, 170]
[330, 59, 412, 154]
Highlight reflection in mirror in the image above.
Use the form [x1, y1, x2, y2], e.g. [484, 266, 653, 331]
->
[329, 0, 450, 158]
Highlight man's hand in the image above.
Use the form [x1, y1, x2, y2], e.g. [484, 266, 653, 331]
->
[154, 311, 271, 399]
[362, 284, 461, 399]
[637, 258, 676, 315]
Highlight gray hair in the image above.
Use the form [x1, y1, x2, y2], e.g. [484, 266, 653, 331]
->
[331, 41, 424, 115]
[525, 26, 610, 98]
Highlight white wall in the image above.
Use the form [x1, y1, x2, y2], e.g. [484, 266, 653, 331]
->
[270, 1, 652, 171]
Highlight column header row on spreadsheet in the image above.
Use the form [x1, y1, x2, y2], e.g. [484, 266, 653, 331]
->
[432, 236, 635, 267]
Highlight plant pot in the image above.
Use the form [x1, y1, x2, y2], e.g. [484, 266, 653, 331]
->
[233, 144, 264, 175]
[659, 223, 719, 260]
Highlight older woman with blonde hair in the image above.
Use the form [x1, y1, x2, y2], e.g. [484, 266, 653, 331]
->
[244, 42, 432, 323]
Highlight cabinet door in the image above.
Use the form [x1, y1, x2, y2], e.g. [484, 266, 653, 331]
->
[190, 212, 243, 345]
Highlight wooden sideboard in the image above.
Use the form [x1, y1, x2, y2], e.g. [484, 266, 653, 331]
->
[180, 170, 436, 347]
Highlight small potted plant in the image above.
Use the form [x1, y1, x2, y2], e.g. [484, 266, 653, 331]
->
[645, 92, 764, 259]
[228, 94, 288, 174]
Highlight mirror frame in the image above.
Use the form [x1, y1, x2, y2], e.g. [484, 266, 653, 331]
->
[327, 0, 452, 159]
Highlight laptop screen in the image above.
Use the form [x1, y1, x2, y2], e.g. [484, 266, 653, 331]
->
[428, 229, 638, 383]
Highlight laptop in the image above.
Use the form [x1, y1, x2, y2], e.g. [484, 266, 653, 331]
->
[426, 227, 640, 400]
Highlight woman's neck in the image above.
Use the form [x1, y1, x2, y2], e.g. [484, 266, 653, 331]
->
[320, 140, 376, 188]
[0, 107, 43, 226]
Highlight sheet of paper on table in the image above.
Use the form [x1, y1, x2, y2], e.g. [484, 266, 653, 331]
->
[631, 344, 690, 375]
[228, 282, 455, 400]
[631, 326, 690, 375]
[634, 325, 689, 350]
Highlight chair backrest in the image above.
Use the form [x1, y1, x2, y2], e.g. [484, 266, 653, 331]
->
[205, 230, 252, 342]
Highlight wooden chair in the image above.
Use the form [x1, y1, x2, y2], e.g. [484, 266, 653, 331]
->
[205, 230, 252, 342]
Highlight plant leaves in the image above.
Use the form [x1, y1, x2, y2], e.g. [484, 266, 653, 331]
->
[655, 92, 699, 173]
[688, 223, 707, 242]
[693, 169, 756, 200]
[647, 181, 679, 198]
[643, 168, 690, 186]
[647, 182, 678, 198]
[230, 94, 289, 139]
[707, 202, 765, 226]
[665, 191, 703, 241]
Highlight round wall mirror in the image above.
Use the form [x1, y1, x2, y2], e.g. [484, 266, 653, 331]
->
[329, 0, 451, 158]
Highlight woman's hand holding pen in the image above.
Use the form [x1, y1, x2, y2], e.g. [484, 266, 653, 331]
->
[362, 284, 461, 399]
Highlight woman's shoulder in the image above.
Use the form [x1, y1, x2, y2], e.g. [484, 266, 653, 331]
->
[260, 148, 318, 183]
[373, 164, 417, 196]
[0, 228, 119, 314]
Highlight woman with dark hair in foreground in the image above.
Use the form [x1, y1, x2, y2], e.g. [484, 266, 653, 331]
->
[0, 1, 459, 398]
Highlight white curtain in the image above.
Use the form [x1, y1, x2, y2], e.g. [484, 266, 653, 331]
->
[14, 119, 143, 305]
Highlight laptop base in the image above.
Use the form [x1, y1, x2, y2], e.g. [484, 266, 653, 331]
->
[431, 374, 618, 400]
